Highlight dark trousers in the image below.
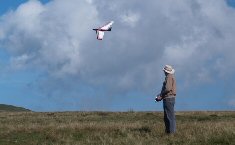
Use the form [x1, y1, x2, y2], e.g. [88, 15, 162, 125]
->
[163, 97, 176, 133]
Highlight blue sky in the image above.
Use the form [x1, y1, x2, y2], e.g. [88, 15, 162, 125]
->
[0, 0, 235, 112]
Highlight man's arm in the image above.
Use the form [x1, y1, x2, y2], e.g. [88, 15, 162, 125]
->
[165, 75, 173, 94]
[156, 80, 166, 101]
[160, 75, 173, 98]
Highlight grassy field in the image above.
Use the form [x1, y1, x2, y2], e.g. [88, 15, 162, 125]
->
[0, 111, 234, 145]
[0, 104, 30, 112]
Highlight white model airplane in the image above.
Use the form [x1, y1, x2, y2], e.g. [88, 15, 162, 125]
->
[93, 21, 114, 40]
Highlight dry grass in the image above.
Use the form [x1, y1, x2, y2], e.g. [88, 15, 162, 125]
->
[0, 111, 234, 145]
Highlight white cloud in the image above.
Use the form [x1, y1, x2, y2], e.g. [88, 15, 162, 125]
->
[1, 0, 235, 110]
[0, 27, 3, 39]
[120, 11, 140, 27]
[85, 0, 93, 4]
[163, 27, 207, 65]
[10, 54, 31, 69]
[0, 0, 99, 76]
[14, 0, 45, 32]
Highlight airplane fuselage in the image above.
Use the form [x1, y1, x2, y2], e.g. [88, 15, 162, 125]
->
[93, 27, 112, 31]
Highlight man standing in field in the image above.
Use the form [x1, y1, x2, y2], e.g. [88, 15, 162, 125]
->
[156, 65, 176, 134]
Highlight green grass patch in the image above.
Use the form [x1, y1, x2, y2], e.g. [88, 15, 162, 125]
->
[0, 111, 234, 145]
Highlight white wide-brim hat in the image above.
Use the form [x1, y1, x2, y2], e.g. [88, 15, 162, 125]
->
[163, 65, 175, 74]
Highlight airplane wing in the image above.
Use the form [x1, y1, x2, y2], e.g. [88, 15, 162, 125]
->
[100, 21, 114, 31]
[97, 30, 104, 40]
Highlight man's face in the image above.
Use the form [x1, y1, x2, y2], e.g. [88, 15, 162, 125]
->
[164, 71, 168, 76]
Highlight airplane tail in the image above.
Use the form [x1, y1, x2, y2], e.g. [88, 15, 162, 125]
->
[93, 29, 98, 34]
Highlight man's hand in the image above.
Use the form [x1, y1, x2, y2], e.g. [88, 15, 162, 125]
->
[155, 96, 162, 102]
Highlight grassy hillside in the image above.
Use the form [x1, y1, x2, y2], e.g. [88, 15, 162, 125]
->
[0, 111, 234, 145]
[0, 104, 30, 112]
